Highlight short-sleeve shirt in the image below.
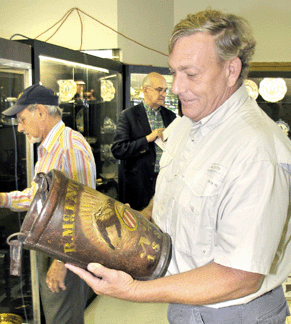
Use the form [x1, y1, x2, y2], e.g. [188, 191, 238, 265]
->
[153, 85, 291, 308]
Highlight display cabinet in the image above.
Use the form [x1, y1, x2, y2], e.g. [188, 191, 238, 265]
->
[0, 37, 33, 321]
[248, 62, 291, 139]
[248, 63, 291, 300]
[20, 39, 123, 199]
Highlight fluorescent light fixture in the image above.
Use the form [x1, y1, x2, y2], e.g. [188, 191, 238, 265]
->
[0, 58, 31, 70]
[39, 55, 109, 73]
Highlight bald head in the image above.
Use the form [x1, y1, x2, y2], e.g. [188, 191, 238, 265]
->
[142, 72, 168, 110]
[142, 72, 166, 87]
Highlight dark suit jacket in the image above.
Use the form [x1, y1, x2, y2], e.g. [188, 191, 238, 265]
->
[111, 103, 176, 210]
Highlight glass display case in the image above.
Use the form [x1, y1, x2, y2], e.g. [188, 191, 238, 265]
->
[0, 37, 33, 321]
[248, 63, 291, 300]
[20, 40, 123, 200]
[248, 62, 291, 139]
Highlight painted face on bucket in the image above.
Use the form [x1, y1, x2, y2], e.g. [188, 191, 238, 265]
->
[168, 32, 237, 122]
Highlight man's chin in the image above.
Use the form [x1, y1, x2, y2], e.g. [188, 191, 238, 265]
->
[27, 136, 41, 144]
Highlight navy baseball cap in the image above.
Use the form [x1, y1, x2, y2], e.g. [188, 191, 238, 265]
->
[2, 84, 59, 117]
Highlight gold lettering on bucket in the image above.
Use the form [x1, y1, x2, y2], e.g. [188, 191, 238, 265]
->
[138, 237, 157, 262]
[62, 182, 79, 253]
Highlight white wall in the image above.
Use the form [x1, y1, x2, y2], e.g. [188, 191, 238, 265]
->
[173, 0, 291, 62]
[0, 0, 118, 51]
[117, 0, 174, 67]
[0, 0, 174, 67]
[0, 0, 291, 67]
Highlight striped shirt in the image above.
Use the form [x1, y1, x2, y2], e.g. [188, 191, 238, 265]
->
[1, 120, 96, 211]
[143, 102, 164, 173]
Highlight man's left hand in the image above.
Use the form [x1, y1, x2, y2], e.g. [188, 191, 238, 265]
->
[46, 260, 67, 293]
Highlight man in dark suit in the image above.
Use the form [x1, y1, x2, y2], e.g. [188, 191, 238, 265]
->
[111, 72, 176, 210]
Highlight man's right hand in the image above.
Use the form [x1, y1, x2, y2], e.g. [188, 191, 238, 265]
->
[140, 198, 154, 221]
[46, 260, 67, 293]
[146, 128, 165, 143]
[65, 263, 138, 301]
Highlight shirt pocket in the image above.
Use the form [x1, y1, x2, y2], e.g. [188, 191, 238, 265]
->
[159, 149, 174, 171]
[172, 165, 227, 261]
[182, 164, 227, 217]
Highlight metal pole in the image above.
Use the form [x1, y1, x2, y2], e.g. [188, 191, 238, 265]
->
[26, 140, 41, 324]
[30, 251, 41, 324]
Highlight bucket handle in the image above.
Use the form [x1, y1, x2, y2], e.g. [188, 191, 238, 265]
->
[6, 232, 26, 246]
[35, 172, 51, 204]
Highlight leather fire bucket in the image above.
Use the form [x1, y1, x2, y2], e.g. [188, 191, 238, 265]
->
[8, 169, 171, 280]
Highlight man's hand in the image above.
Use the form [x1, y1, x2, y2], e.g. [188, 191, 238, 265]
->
[65, 263, 138, 300]
[140, 198, 154, 220]
[146, 128, 165, 142]
[46, 260, 67, 293]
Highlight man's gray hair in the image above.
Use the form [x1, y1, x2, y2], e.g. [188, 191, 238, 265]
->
[168, 9, 256, 82]
[27, 104, 63, 117]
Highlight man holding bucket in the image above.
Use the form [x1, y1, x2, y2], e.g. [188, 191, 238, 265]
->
[0, 84, 96, 324]
[67, 9, 291, 324]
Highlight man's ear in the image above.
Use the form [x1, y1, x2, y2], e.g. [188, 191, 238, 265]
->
[36, 104, 48, 119]
[142, 85, 148, 95]
[226, 57, 242, 87]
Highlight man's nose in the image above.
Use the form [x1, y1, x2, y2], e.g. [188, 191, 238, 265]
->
[17, 123, 24, 132]
[171, 75, 186, 95]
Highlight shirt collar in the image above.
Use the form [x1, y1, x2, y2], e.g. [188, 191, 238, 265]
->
[143, 101, 161, 114]
[39, 120, 65, 153]
[190, 84, 249, 135]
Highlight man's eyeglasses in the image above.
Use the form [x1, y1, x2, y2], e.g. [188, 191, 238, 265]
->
[147, 86, 169, 94]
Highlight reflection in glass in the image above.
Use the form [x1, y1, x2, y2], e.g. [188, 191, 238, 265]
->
[38, 55, 121, 198]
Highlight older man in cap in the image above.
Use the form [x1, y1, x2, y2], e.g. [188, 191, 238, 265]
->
[0, 84, 96, 324]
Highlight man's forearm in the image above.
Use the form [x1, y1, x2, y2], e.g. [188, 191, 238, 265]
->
[131, 262, 263, 305]
[66, 261, 263, 306]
